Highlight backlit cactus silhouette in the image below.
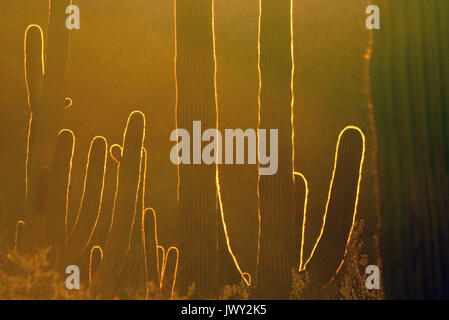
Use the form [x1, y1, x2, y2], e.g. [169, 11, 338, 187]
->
[142, 208, 161, 299]
[174, 0, 248, 297]
[64, 136, 107, 263]
[254, 0, 367, 298]
[160, 246, 179, 299]
[370, 0, 449, 299]
[92, 111, 145, 297]
[25, 0, 71, 231]
[89, 246, 103, 287]
[46, 129, 75, 254]
[297, 127, 365, 289]
[174, 0, 221, 297]
[254, 0, 296, 299]
[126, 147, 148, 297]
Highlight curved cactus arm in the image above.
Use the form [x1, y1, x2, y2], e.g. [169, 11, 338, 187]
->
[293, 172, 308, 271]
[301, 126, 365, 289]
[24, 24, 44, 114]
[109, 144, 122, 163]
[217, 180, 251, 287]
[160, 246, 179, 299]
[24, 24, 44, 212]
[65, 136, 107, 262]
[128, 147, 148, 297]
[27, 0, 72, 225]
[143, 208, 160, 299]
[157, 245, 166, 283]
[45, 129, 75, 253]
[14, 220, 26, 254]
[92, 111, 145, 298]
[89, 245, 104, 288]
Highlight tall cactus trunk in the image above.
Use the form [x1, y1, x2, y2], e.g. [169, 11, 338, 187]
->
[26, 0, 71, 235]
[254, 0, 296, 299]
[371, 0, 449, 299]
[175, 0, 219, 297]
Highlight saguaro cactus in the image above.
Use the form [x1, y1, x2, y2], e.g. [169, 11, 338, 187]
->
[92, 111, 145, 297]
[175, 0, 219, 297]
[64, 136, 107, 262]
[142, 208, 160, 298]
[255, 0, 296, 299]
[298, 127, 365, 289]
[371, 0, 449, 299]
[46, 129, 75, 253]
[126, 147, 148, 297]
[25, 0, 71, 232]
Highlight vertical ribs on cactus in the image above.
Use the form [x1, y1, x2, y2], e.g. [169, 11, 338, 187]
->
[297, 126, 365, 289]
[174, 0, 248, 297]
[254, 0, 296, 299]
[371, 0, 449, 299]
[175, 0, 219, 297]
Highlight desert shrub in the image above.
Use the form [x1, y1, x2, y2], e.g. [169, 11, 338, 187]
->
[0, 248, 92, 300]
[219, 280, 251, 300]
[339, 220, 383, 300]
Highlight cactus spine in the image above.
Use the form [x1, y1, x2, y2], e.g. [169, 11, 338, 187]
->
[371, 0, 449, 299]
